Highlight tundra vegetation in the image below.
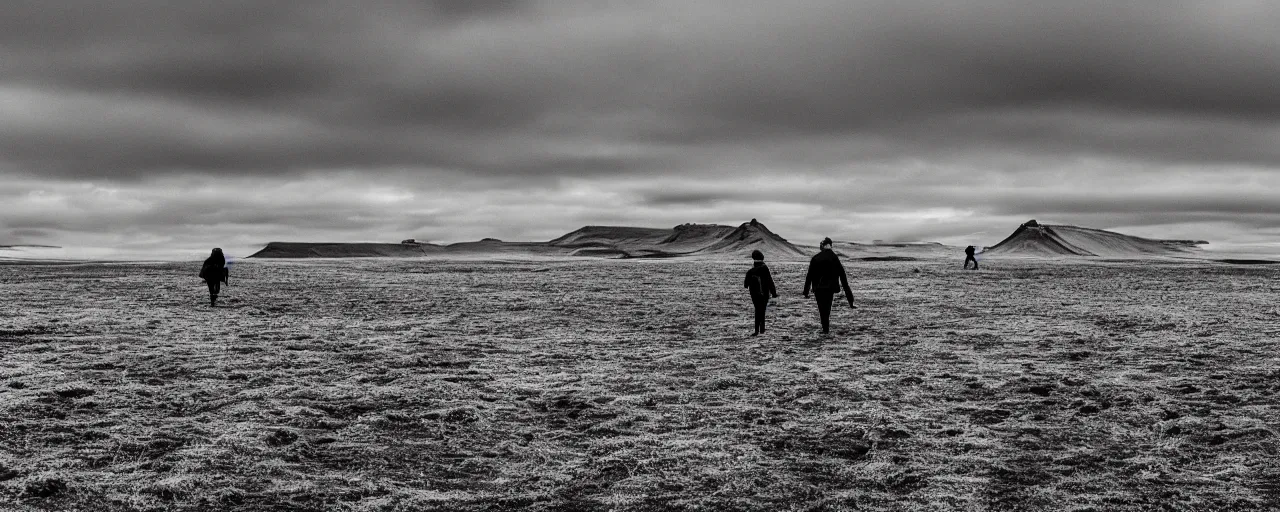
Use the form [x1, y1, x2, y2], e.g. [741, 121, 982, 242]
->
[1, 259, 1278, 510]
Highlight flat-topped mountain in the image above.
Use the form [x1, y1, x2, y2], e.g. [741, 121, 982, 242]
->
[546, 226, 673, 257]
[248, 242, 445, 258]
[982, 220, 1206, 258]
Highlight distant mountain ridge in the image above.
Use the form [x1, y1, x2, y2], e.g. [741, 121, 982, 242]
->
[250, 219, 820, 260]
[238, 218, 1216, 261]
[983, 220, 1206, 258]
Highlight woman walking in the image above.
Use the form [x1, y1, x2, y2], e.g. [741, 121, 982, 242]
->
[744, 249, 778, 335]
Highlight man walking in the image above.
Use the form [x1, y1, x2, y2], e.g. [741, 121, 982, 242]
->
[803, 238, 855, 334]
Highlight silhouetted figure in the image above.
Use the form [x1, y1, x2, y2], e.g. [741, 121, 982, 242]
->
[199, 248, 229, 307]
[803, 238, 855, 334]
[964, 245, 979, 270]
[744, 249, 778, 335]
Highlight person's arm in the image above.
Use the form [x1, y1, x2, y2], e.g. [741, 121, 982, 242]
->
[802, 262, 813, 297]
[744, 270, 751, 289]
[838, 261, 854, 307]
[839, 263, 849, 304]
[766, 268, 777, 298]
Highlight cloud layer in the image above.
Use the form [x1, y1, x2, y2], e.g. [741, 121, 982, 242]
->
[3, 1, 1280, 258]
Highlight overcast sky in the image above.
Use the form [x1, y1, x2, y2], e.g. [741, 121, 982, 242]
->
[3, 0, 1280, 259]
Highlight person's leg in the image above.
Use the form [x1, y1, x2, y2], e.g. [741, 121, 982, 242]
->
[750, 299, 758, 335]
[816, 292, 833, 333]
[207, 281, 219, 307]
[751, 296, 764, 334]
[755, 298, 767, 334]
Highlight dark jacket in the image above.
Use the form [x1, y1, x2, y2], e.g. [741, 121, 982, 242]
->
[200, 254, 228, 284]
[804, 249, 852, 298]
[965, 246, 976, 256]
[745, 263, 777, 299]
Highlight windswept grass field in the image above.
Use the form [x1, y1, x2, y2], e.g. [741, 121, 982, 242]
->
[2, 258, 1279, 510]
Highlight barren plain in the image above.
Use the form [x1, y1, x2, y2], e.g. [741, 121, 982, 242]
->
[2, 258, 1279, 510]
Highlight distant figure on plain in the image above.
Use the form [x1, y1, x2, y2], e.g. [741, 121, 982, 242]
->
[803, 238, 855, 334]
[200, 248, 229, 307]
[744, 249, 778, 336]
[964, 245, 979, 270]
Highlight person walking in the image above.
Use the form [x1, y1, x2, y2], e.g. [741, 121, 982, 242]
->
[744, 249, 778, 335]
[964, 245, 979, 270]
[199, 248, 229, 307]
[803, 238, 855, 334]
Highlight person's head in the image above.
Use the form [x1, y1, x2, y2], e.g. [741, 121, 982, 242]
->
[211, 248, 223, 256]
[751, 249, 764, 261]
[820, 237, 833, 250]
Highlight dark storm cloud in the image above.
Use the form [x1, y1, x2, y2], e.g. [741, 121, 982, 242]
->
[4, 1, 1280, 255]
[4, 0, 1280, 178]
[991, 193, 1280, 217]
[6, 229, 51, 239]
[639, 185, 1280, 218]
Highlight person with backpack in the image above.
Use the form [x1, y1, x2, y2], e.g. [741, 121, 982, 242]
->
[199, 248, 229, 307]
[964, 245, 979, 270]
[803, 238, 855, 334]
[744, 249, 778, 335]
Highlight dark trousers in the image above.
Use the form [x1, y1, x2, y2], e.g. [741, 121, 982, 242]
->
[964, 256, 978, 269]
[815, 291, 835, 333]
[752, 296, 768, 333]
[206, 280, 221, 305]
